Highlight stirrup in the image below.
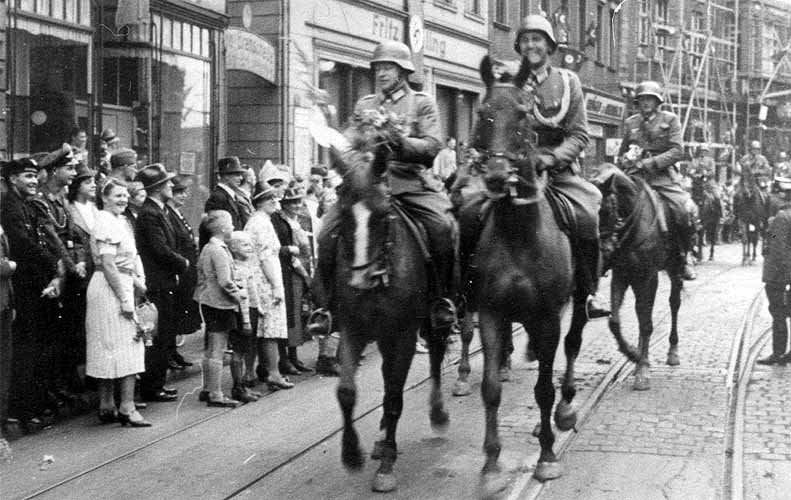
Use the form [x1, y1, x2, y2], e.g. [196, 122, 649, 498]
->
[430, 298, 460, 335]
[306, 308, 332, 337]
[585, 295, 611, 320]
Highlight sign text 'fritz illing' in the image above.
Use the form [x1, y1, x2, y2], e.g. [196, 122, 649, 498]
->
[225, 28, 276, 84]
[372, 14, 402, 41]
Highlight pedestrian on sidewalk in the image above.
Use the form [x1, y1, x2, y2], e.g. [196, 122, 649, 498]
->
[85, 179, 151, 427]
[758, 177, 791, 365]
[245, 183, 294, 390]
[227, 231, 263, 403]
[194, 210, 243, 407]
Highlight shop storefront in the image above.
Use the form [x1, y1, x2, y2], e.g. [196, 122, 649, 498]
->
[6, 0, 93, 156]
[582, 89, 624, 177]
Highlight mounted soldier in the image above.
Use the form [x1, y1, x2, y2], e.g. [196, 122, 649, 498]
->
[505, 14, 610, 319]
[309, 40, 459, 337]
[737, 140, 771, 197]
[618, 80, 698, 280]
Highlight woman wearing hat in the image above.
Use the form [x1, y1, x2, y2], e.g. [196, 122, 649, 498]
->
[244, 183, 293, 390]
[271, 184, 313, 374]
[65, 164, 99, 394]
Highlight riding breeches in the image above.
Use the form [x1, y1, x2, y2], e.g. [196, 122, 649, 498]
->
[548, 170, 602, 240]
[651, 182, 697, 257]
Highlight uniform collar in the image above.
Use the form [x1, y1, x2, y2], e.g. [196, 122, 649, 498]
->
[381, 82, 409, 103]
[530, 62, 551, 85]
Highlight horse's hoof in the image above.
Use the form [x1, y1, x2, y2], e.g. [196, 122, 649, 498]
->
[666, 347, 680, 366]
[430, 406, 450, 434]
[534, 460, 563, 482]
[554, 401, 577, 432]
[479, 469, 509, 500]
[452, 380, 472, 397]
[532, 422, 541, 438]
[371, 471, 397, 492]
[342, 431, 365, 471]
[633, 370, 651, 391]
[498, 367, 511, 382]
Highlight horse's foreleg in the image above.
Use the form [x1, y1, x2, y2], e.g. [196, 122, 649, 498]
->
[427, 322, 450, 433]
[453, 309, 476, 397]
[666, 274, 683, 367]
[370, 331, 416, 492]
[337, 333, 366, 471]
[555, 290, 587, 432]
[533, 314, 563, 481]
[609, 272, 639, 362]
[478, 310, 503, 476]
[499, 324, 514, 382]
[632, 273, 659, 390]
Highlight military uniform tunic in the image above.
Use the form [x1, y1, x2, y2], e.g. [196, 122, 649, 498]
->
[737, 153, 771, 194]
[516, 65, 601, 240]
[762, 200, 791, 356]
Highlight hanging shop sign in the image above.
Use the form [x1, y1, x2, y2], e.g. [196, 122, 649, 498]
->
[585, 93, 624, 122]
[225, 28, 276, 83]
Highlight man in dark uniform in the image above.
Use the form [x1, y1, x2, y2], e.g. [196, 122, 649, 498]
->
[310, 40, 459, 336]
[506, 14, 610, 318]
[0, 159, 64, 429]
[135, 164, 185, 402]
[757, 177, 791, 365]
[199, 156, 249, 248]
[618, 80, 698, 280]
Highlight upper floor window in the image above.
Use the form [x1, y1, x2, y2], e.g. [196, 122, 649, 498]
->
[638, 0, 651, 45]
[467, 0, 481, 15]
[654, 0, 668, 23]
[495, 0, 507, 24]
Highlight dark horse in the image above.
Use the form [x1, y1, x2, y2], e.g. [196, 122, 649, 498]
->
[463, 56, 588, 495]
[315, 115, 450, 492]
[733, 185, 769, 265]
[592, 164, 684, 391]
[691, 176, 723, 262]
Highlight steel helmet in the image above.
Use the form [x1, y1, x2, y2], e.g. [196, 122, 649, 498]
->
[750, 140, 761, 149]
[370, 40, 415, 73]
[635, 81, 664, 103]
[514, 15, 557, 54]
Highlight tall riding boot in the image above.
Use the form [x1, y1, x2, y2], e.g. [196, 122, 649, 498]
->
[578, 238, 611, 319]
[316, 333, 340, 376]
[278, 341, 299, 376]
[230, 358, 257, 403]
[288, 346, 314, 373]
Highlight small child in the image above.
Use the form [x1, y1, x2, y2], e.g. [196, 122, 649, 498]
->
[193, 210, 244, 408]
[228, 231, 262, 403]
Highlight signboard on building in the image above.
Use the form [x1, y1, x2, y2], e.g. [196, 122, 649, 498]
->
[225, 28, 276, 84]
[184, 0, 226, 15]
[606, 138, 622, 157]
[585, 93, 625, 123]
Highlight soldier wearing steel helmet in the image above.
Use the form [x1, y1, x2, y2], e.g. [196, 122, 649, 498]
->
[310, 40, 459, 337]
[506, 14, 610, 319]
[618, 80, 698, 280]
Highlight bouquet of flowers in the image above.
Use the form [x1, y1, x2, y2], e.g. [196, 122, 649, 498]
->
[349, 107, 407, 152]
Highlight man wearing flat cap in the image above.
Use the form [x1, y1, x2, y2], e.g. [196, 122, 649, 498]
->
[1, 158, 65, 425]
[758, 177, 791, 365]
[108, 148, 139, 183]
[135, 164, 186, 402]
[199, 157, 249, 248]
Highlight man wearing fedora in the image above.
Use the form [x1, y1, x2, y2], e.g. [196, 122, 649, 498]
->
[758, 177, 791, 365]
[1, 158, 65, 430]
[200, 157, 249, 249]
[135, 164, 187, 402]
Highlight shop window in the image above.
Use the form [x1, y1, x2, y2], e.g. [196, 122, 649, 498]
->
[183, 22, 191, 53]
[318, 59, 373, 126]
[173, 21, 182, 51]
[162, 17, 173, 49]
[201, 28, 210, 57]
[102, 57, 140, 107]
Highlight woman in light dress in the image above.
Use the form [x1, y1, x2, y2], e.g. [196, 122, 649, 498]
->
[245, 183, 293, 390]
[85, 179, 151, 427]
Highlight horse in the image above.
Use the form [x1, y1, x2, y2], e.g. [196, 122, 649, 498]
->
[691, 176, 723, 262]
[312, 111, 450, 493]
[592, 164, 684, 391]
[733, 184, 769, 265]
[462, 56, 589, 494]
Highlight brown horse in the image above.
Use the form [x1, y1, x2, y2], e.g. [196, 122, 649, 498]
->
[592, 164, 684, 391]
[317, 114, 450, 493]
[733, 186, 769, 265]
[691, 176, 723, 262]
[462, 56, 588, 494]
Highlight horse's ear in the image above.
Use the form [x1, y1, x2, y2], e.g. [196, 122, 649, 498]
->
[480, 56, 494, 88]
[513, 58, 531, 88]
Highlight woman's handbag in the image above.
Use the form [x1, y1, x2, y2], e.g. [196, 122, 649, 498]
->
[134, 297, 158, 346]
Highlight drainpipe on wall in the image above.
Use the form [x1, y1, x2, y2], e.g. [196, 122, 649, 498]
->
[279, 0, 289, 167]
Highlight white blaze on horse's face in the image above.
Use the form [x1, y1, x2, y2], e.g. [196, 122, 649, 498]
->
[350, 201, 373, 288]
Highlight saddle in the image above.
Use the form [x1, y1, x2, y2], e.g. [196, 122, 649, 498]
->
[544, 185, 576, 237]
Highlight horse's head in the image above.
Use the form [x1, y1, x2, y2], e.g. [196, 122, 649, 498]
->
[328, 114, 397, 290]
[472, 56, 542, 204]
[591, 163, 639, 233]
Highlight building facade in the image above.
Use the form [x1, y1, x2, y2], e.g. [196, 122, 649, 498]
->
[225, 0, 489, 178]
[3, 0, 228, 226]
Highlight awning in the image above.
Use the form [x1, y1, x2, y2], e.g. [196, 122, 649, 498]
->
[10, 13, 92, 45]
